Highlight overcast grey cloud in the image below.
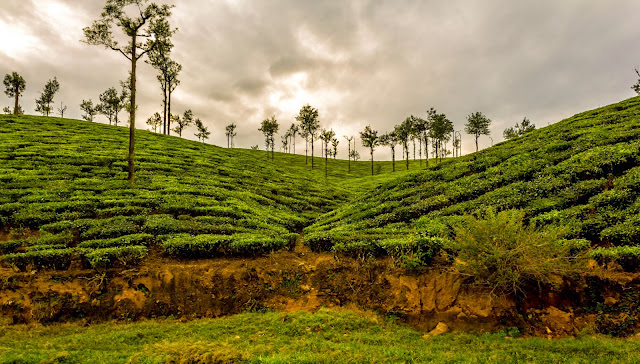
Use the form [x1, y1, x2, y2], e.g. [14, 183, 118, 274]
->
[1, 0, 639, 158]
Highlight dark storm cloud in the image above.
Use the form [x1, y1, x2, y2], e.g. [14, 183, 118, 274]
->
[1, 0, 639, 156]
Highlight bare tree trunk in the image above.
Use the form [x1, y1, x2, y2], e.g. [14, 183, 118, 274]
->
[128, 37, 137, 183]
[370, 150, 374, 176]
[347, 140, 351, 173]
[311, 137, 315, 169]
[167, 88, 172, 136]
[13, 90, 19, 115]
[392, 146, 395, 172]
[475, 135, 479, 152]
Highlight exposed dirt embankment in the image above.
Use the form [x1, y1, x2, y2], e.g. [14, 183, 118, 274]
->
[1, 247, 639, 337]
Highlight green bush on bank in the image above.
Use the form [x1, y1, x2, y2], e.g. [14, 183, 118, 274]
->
[589, 246, 640, 272]
[84, 246, 148, 270]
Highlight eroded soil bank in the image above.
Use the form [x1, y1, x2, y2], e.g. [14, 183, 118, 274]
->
[1, 247, 639, 337]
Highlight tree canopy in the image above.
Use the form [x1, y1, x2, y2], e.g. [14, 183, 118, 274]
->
[465, 111, 492, 152]
[3, 72, 26, 115]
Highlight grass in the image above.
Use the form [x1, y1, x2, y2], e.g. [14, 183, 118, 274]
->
[1, 309, 639, 363]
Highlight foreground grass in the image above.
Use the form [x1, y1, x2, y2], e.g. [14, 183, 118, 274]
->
[1, 309, 638, 363]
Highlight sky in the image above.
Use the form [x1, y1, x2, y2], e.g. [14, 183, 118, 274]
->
[1, 0, 640, 159]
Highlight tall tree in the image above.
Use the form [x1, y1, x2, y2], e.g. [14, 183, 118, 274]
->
[225, 123, 237, 148]
[395, 117, 413, 170]
[288, 123, 299, 154]
[430, 111, 454, 163]
[194, 118, 210, 142]
[146, 23, 179, 135]
[35, 77, 60, 116]
[503, 117, 535, 140]
[465, 111, 491, 152]
[319, 129, 335, 177]
[146, 112, 162, 132]
[172, 109, 193, 137]
[57, 102, 67, 118]
[344, 135, 354, 173]
[80, 99, 97, 121]
[412, 116, 428, 167]
[259, 116, 279, 160]
[380, 130, 398, 172]
[84, 0, 174, 182]
[3, 72, 26, 115]
[360, 125, 379, 176]
[296, 104, 320, 168]
[281, 131, 290, 153]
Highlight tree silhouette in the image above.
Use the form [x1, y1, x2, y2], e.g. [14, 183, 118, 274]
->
[194, 118, 210, 142]
[430, 111, 454, 163]
[412, 116, 428, 167]
[98, 87, 119, 124]
[146, 112, 162, 132]
[296, 104, 319, 168]
[503, 117, 535, 140]
[259, 116, 279, 160]
[3, 72, 26, 115]
[35, 77, 59, 116]
[147, 28, 180, 135]
[380, 130, 398, 172]
[225, 123, 237, 148]
[360, 125, 379, 176]
[173, 109, 193, 137]
[80, 99, 97, 121]
[319, 129, 335, 177]
[395, 117, 413, 170]
[288, 123, 299, 154]
[465, 111, 492, 152]
[331, 136, 339, 159]
[344, 135, 354, 173]
[57, 102, 67, 118]
[84, 0, 175, 182]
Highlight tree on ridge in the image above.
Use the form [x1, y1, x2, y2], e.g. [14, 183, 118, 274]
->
[35, 77, 60, 116]
[3, 72, 26, 115]
[296, 104, 320, 168]
[84, 0, 175, 182]
[465, 111, 492, 152]
[360, 125, 379, 176]
[259, 116, 279, 160]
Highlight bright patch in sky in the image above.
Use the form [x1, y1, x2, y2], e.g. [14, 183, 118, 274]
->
[0, 20, 43, 59]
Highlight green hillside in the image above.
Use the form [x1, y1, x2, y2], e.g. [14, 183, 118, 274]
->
[1, 97, 639, 272]
[304, 97, 640, 270]
[0, 114, 411, 269]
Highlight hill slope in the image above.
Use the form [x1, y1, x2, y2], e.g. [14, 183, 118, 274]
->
[0, 115, 408, 269]
[304, 97, 640, 268]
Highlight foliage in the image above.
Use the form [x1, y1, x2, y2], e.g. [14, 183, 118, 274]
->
[259, 116, 279, 159]
[452, 209, 586, 296]
[296, 104, 320, 166]
[193, 118, 210, 142]
[84, 245, 147, 269]
[225, 122, 237, 148]
[146, 112, 162, 132]
[35, 77, 60, 116]
[589, 246, 640, 272]
[3, 71, 26, 115]
[465, 111, 492, 152]
[360, 125, 379, 175]
[504, 117, 536, 140]
[80, 99, 97, 121]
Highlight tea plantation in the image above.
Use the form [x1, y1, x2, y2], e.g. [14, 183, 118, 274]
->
[304, 97, 640, 270]
[0, 114, 404, 270]
[1, 96, 640, 272]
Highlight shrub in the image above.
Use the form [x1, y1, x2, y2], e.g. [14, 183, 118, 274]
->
[2, 248, 76, 271]
[84, 246, 148, 269]
[78, 233, 154, 249]
[162, 235, 232, 258]
[589, 246, 640, 272]
[0, 240, 23, 254]
[452, 209, 586, 296]
[379, 236, 452, 269]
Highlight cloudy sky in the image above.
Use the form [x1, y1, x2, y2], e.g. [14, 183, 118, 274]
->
[1, 0, 639, 158]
